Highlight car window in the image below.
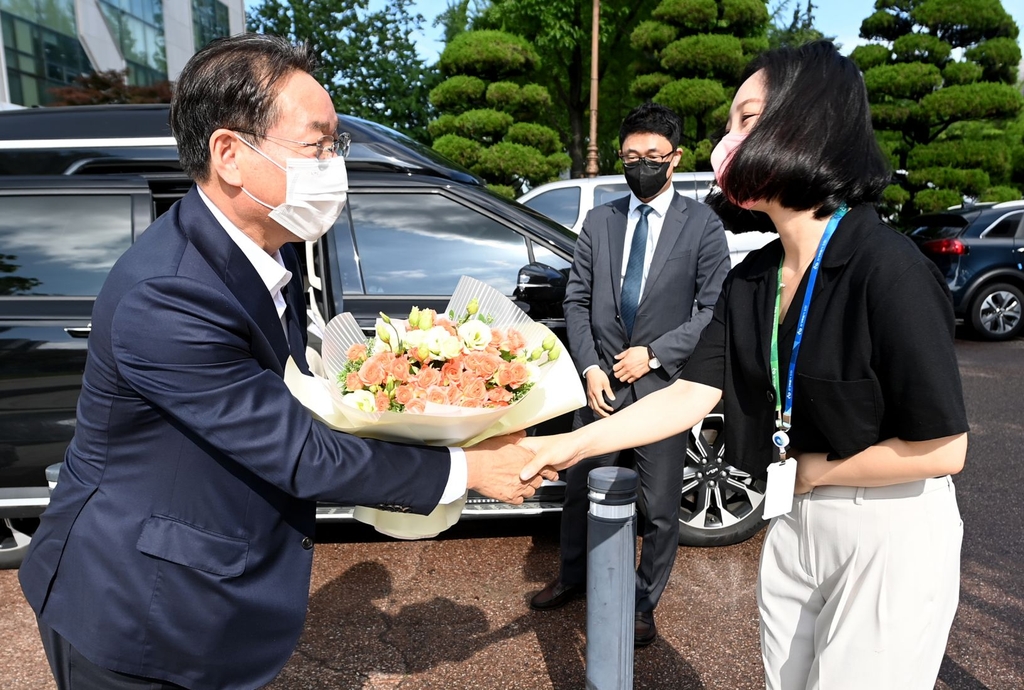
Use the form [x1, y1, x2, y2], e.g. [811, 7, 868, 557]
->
[0, 194, 132, 296]
[981, 212, 1023, 239]
[909, 214, 970, 240]
[521, 187, 580, 228]
[531, 242, 571, 272]
[348, 192, 530, 296]
[594, 184, 630, 206]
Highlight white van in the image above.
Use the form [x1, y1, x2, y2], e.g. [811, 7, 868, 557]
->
[518, 172, 775, 264]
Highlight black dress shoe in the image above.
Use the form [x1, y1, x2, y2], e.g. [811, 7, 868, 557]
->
[634, 610, 657, 647]
[529, 580, 585, 611]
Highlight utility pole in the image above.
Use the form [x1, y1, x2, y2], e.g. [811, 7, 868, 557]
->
[585, 0, 600, 178]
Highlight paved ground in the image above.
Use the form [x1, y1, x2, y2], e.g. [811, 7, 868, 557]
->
[2, 337, 1022, 689]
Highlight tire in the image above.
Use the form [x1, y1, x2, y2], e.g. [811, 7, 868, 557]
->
[678, 413, 768, 547]
[969, 282, 1024, 341]
[0, 518, 37, 569]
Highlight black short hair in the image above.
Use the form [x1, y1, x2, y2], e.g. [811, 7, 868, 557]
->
[619, 102, 683, 150]
[170, 34, 318, 182]
[708, 40, 890, 222]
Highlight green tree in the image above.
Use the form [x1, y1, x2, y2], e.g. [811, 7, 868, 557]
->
[0, 254, 41, 296]
[853, 0, 1023, 221]
[768, 0, 833, 49]
[247, 0, 436, 143]
[472, 0, 662, 177]
[630, 0, 772, 170]
[428, 30, 570, 196]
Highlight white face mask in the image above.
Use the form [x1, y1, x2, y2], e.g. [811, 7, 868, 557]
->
[239, 138, 348, 242]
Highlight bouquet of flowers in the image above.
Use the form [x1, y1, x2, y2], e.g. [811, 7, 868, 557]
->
[284, 276, 585, 538]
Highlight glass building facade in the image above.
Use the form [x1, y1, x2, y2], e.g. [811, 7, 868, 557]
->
[98, 0, 166, 86]
[1, 0, 240, 107]
[192, 0, 229, 53]
[1, 0, 92, 107]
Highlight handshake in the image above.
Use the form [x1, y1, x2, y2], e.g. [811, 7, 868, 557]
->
[464, 432, 578, 505]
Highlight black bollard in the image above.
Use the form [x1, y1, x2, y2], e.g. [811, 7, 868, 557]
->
[585, 466, 639, 690]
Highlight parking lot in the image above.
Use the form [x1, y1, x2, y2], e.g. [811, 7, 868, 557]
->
[2, 336, 1022, 689]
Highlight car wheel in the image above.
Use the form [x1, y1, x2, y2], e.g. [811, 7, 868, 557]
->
[0, 518, 37, 569]
[969, 282, 1024, 341]
[678, 413, 768, 547]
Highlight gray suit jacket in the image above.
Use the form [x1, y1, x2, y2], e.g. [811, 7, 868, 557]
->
[564, 192, 730, 410]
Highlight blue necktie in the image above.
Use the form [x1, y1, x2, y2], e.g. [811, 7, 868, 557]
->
[620, 204, 653, 338]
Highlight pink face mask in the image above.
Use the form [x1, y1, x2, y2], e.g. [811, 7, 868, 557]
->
[710, 130, 746, 185]
[710, 131, 757, 210]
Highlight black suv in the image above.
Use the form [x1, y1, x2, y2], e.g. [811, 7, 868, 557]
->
[0, 104, 767, 567]
[908, 201, 1024, 341]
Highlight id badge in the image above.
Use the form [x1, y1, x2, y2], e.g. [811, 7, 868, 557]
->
[763, 459, 796, 519]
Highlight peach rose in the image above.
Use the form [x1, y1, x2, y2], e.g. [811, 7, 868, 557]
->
[446, 384, 462, 405]
[461, 377, 488, 405]
[345, 371, 364, 390]
[358, 355, 389, 386]
[346, 343, 368, 361]
[405, 398, 426, 414]
[487, 386, 514, 404]
[440, 360, 463, 384]
[506, 328, 527, 353]
[425, 385, 449, 406]
[374, 390, 391, 412]
[414, 366, 441, 389]
[394, 385, 416, 406]
[388, 355, 412, 382]
[505, 361, 530, 388]
[464, 351, 501, 379]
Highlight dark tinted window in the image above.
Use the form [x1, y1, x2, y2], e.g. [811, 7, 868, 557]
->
[909, 214, 971, 240]
[348, 193, 530, 296]
[522, 187, 580, 227]
[0, 194, 132, 296]
[981, 212, 1023, 239]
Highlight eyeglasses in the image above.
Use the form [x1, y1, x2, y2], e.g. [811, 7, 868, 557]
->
[235, 130, 351, 160]
[618, 151, 677, 168]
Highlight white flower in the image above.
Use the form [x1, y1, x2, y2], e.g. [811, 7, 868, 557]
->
[341, 390, 377, 413]
[458, 320, 492, 350]
[438, 335, 464, 360]
[524, 361, 542, 384]
[402, 328, 425, 351]
[424, 326, 450, 355]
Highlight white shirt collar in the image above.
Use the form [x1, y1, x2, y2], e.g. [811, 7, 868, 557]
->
[629, 185, 674, 218]
[196, 188, 292, 312]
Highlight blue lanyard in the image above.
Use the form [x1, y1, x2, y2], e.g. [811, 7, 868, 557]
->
[770, 204, 848, 436]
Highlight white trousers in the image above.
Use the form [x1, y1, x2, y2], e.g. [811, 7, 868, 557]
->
[757, 476, 963, 690]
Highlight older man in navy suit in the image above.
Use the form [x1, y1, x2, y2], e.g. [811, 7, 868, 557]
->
[20, 35, 544, 690]
[529, 103, 730, 647]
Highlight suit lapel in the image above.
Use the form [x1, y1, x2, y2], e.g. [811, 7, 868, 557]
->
[177, 187, 291, 370]
[607, 199, 629, 315]
[639, 195, 688, 307]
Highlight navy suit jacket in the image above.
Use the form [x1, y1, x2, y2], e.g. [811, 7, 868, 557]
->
[20, 188, 451, 690]
[564, 192, 730, 409]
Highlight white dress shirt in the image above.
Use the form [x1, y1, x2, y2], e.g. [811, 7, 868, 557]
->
[196, 189, 467, 504]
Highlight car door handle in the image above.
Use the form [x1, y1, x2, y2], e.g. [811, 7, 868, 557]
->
[63, 325, 92, 338]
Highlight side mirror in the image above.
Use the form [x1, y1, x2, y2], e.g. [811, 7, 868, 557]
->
[514, 262, 568, 318]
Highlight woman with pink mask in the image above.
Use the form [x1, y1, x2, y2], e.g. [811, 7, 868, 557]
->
[521, 41, 967, 688]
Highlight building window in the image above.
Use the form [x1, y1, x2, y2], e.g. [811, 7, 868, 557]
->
[1, 0, 92, 107]
[98, 0, 166, 86]
[192, 0, 230, 51]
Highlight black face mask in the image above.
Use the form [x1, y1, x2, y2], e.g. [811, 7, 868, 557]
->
[623, 159, 671, 200]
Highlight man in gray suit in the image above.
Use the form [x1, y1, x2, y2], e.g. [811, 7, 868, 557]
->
[529, 102, 730, 647]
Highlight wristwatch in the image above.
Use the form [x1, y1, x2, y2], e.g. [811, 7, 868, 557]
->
[646, 345, 661, 370]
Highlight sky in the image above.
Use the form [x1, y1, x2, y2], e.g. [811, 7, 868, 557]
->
[246, 0, 1024, 65]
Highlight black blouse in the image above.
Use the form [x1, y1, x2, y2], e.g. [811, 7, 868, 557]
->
[682, 204, 970, 477]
